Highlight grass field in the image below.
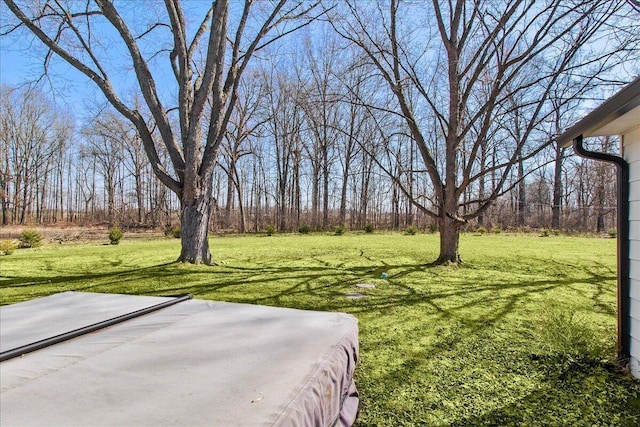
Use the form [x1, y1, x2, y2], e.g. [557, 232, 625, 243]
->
[1, 232, 640, 425]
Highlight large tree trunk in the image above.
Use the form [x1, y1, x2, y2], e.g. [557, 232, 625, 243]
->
[179, 187, 213, 265]
[437, 215, 462, 264]
[435, 177, 462, 264]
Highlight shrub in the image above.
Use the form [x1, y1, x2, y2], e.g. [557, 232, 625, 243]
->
[265, 224, 276, 236]
[19, 229, 43, 248]
[608, 228, 617, 238]
[476, 226, 487, 234]
[491, 226, 502, 234]
[108, 226, 123, 245]
[405, 225, 418, 235]
[364, 224, 375, 234]
[298, 225, 311, 234]
[427, 223, 438, 233]
[540, 228, 550, 237]
[0, 239, 17, 256]
[334, 224, 346, 236]
[164, 225, 181, 239]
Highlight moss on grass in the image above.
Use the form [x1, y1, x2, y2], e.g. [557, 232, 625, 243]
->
[1, 233, 638, 425]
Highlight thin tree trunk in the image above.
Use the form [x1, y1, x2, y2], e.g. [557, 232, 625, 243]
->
[225, 167, 234, 229]
[339, 169, 349, 226]
[517, 156, 526, 226]
[596, 163, 606, 233]
[312, 166, 320, 229]
[322, 161, 329, 228]
[552, 145, 564, 229]
[107, 173, 115, 225]
[234, 166, 245, 233]
[135, 171, 143, 224]
[293, 149, 301, 229]
[20, 172, 28, 224]
[474, 137, 488, 227]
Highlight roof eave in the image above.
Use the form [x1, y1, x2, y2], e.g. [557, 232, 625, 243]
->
[557, 76, 640, 147]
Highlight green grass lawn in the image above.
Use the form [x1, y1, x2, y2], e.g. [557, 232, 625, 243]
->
[1, 232, 639, 425]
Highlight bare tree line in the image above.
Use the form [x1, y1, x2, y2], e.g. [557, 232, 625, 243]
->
[1, 0, 638, 264]
[0, 74, 620, 235]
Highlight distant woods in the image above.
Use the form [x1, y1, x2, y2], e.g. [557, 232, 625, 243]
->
[1, 1, 636, 236]
[0, 81, 619, 234]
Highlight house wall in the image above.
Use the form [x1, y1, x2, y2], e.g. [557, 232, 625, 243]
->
[624, 126, 640, 378]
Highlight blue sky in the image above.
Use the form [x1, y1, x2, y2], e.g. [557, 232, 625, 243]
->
[0, 2, 217, 116]
[1, 23, 105, 118]
[0, 1, 308, 120]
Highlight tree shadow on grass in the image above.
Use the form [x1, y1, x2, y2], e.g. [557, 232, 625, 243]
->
[1, 256, 625, 425]
[1, 256, 616, 319]
[64, 258, 609, 363]
[446, 355, 640, 427]
[0, 262, 184, 303]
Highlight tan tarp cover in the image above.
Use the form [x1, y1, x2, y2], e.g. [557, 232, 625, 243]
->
[0, 292, 359, 426]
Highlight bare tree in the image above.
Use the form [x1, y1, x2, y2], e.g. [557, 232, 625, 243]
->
[333, 0, 636, 263]
[336, 74, 367, 227]
[300, 33, 341, 230]
[262, 66, 305, 232]
[4, 0, 320, 263]
[219, 74, 265, 233]
[75, 147, 97, 221]
[0, 85, 70, 225]
[82, 114, 125, 224]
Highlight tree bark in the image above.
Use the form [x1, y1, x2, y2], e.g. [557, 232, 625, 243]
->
[517, 156, 526, 227]
[234, 165, 246, 233]
[0, 177, 9, 225]
[225, 169, 234, 229]
[595, 162, 606, 233]
[4, 0, 317, 262]
[436, 215, 461, 264]
[551, 145, 564, 229]
[179, 186, 213, 264]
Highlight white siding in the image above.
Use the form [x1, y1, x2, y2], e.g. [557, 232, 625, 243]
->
[629, 183, 640, 205]
[632, 335, 640, 378]
[631, 241, 640, 262]
[625, 129, 640, 162]
[624, 126, 640, 379]
[631, 222, 640, 242]
[631, 260, 640, 295]
[632, 201, 640, 221]
[632, 313, 640, 333]
[632, 281, 640, 378]
[632, 282, 640, 304]
[626, 159, 640, 182]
